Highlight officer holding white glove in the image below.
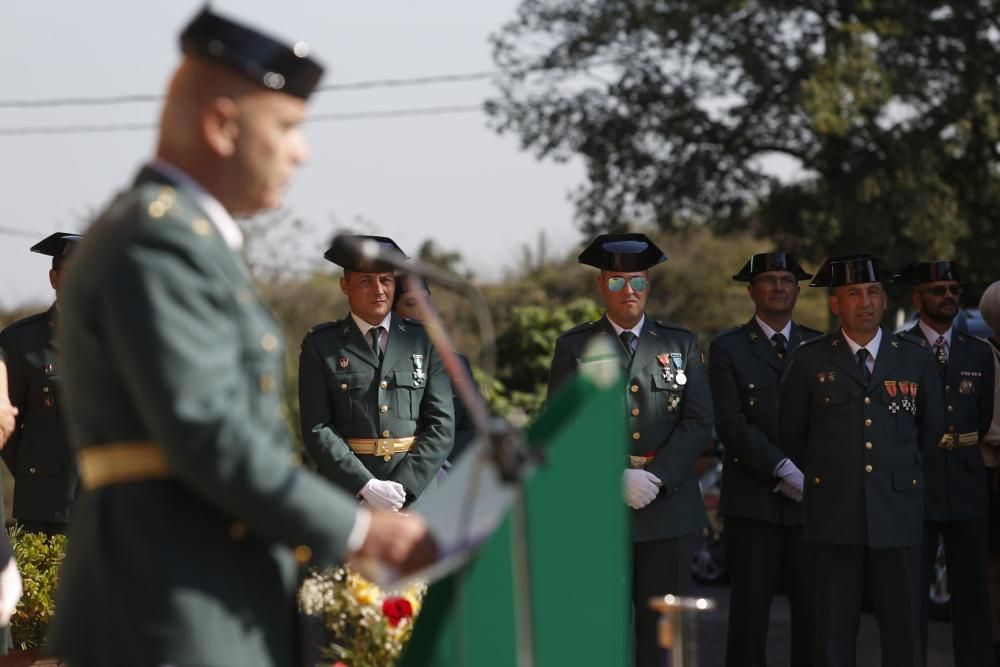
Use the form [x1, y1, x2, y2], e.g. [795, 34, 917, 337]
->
[773, 457, 805, 502]
[547, 234, 713, 667]
[360, 479, 407, 512]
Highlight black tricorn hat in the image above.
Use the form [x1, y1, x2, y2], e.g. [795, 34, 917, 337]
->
[30, 232, 82, 267]
[180, 7, 325, 100]
[577, 233, 667, 272]
[732, 252, 812, 282]
[895, 260, 961, 285]
[809, 253, 894, 288]
[324, 235, 407, 273]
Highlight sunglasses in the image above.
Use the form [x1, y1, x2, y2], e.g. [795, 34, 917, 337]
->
[920, 285, 962, 297]
[607, 276, 648, 293]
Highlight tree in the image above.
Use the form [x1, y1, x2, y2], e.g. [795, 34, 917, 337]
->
[488, 1, 1000, 294]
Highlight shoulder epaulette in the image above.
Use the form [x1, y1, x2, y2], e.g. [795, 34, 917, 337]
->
[561, 320, 599, 337]
[713, 324, 745, 340]
[895, 331, 928, 348]
[797, 333, 832, 349]
[401, 318, 425, 327]
[797, 324, 824, 336]
[1, 311, 49, 335]
[653, 319, 694, 335]
[136, 184, 213, 237]
[306, 321, 338, 336]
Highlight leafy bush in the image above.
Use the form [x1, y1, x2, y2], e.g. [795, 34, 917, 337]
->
[7, 526, 66, 649]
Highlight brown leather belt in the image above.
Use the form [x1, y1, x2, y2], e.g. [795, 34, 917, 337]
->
[938, 432, 979, 450]
[347, 436, 416, 461]
[78, 441, 172, 490]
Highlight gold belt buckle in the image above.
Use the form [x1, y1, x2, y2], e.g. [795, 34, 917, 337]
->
[942, 434, 957, 450]
[628, 455, 649, 470]
[376, 439, 394, 461]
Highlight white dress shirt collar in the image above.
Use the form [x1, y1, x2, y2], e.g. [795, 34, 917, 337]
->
[842, 327, 883, 368]
[754, 316, 792, 343]
[917, 319, 952, 350]
[146, 159, 244, 250]
[607, 313, 645, 338]
[351, 311, 393, 347]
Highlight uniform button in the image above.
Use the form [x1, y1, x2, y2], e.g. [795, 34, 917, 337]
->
[382, 430, 391, 437]
[813, 476, 821, 485]
[293, 545, 312, 565]
[380, 405, 389, 414]
[948, 425, 955, 433]
[29, 467, 37, 475]
[380, 380, 388, 389]
[672, 384, 678, 390]
[864, 397, 871, 405]
[947, 405, 954, 412]
[864, 418, 872, 427]
[865, 442, 873, 450]
[340, 383, 348, 391]
[733, 457, 740, 463]
[912, 479, 918, 487]
[824, 397, 831, 404]
[631, 408, 640, 417]
[42, 386, 50, 393]
[632, 432, 640, 441]
[260, 333, 278, 351]
[229, 521, 248, 540]
[748, 383, 755, 390]
[865, 464, 873, 473]
[192, 218, 212, 236]
[259, 374, 276, 392]
[630, 385, 639, 393]
[944, 385, 950, 392]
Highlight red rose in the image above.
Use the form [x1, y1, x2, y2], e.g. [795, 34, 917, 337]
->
[333, 663, 349, 667]
[382, 597, 414, 627]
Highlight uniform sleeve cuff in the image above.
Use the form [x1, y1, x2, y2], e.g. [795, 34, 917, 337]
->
[346, 506, 372, 553]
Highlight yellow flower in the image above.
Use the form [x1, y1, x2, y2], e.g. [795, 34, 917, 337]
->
[347, 573, 380, 607]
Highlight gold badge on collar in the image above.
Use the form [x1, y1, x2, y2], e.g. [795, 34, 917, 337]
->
[749, 331, 759, 342]
[891, 341, 899, 349]
[338, 357, 349, 369]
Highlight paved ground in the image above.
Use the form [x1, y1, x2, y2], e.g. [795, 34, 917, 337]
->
[691, 583, 956, 667]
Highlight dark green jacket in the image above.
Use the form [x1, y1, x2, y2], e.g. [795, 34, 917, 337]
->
[548, 314, 711, 542]
[48, 167, 361, 667]
[298, 313, 454, 500]
[904, 325, 995, 521]
[777, 328, 945, 548]
[710, 319, 821, 525]
[0, 305, 79, 523]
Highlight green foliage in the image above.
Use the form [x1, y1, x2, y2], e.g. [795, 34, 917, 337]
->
[488, 0, 1000, 297]
[8, 526, 66, 649]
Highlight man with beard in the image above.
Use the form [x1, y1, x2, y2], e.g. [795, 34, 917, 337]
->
[709, 252, 820, 667]
[547, 233, 712, 667]
[778, 254, 945, 667]
[898, 260, 995, 667]
[298, 236, 454, 510]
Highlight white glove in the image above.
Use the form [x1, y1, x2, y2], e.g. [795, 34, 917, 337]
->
[774, 479, 804, 502]
[773, 458, 804, 501]
[623, 469, 662, 510]
[360, 479, 406, 512]
[0, 556, 22, 627]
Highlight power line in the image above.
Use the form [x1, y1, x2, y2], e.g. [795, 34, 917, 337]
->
[0, 70, 495, 110]
[0, 103, 483, 137]
[0, 226, 44, 239]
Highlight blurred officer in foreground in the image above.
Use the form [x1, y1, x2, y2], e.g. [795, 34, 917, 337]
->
[710, 252, 819, 667]
[547, 233, 712, 667]
[0, 233, 82, 536]
[978, 281, 1000, 663]
[899, 260, 995, 667]
[778, 254, 944, 667]
[393, 275, 477, 465]
[299, 237, 453, 510]
[49, 9, 436, 666]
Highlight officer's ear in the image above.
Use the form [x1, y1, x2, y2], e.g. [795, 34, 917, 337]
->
[202, 96, 240, 158]
[339, 274, 350, 296]
[49, 268, 60, 292]
[910, 288, 921, 310]
[828, 292, 841, 317]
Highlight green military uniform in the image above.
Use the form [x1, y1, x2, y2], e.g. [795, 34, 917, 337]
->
[0, 305, 79, 533]
[298, 313, 455, 499]
[547, 233, 712, 667]
[778, 255, 946, 667]
[710, 252, 818, 667]
[49, 10, 363, 667]
[899, 260, 996, 667]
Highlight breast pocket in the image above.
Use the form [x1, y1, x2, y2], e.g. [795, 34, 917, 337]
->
[740, 378, 774, 412]
[812, 388, 850, 435]
[331, 371, 372, 422]
[651, 374, 683, 419]
[393, 370, 423, 421]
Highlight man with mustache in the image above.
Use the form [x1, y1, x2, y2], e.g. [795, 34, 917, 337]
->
[547, 233, 712, 667]
[299, 235, 454, 510]
[710, 252, 820, 667]
[778, 254, 945, 667]
[898, 260, 995, 667]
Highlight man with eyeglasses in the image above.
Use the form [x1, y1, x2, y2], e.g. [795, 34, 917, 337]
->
[298, 235, 454, 510]
[709, 252, 820, 667]
[777, 254, 945, 667]
[547, 233, 713, 667]
[898, 260, 996, 667]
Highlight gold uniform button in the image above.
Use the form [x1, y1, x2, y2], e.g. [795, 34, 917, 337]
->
[632, 432, 641, 441]
[379, 380, 388, 389]
[380, 405, 389, 414]
[631, 408, 640, 417]
[748, 383, 755, 390]
[947, 405, 954, 412]
[912, 479, 918, 487]
[229, 521, 248, 540]
[42, 386, 50, 393]
[382, 430, 391, 437]
[864, 418, 872, 427]
[824, 397, 831, 404]
[340, 383, 348, 391]
[259, 374, 276, 392]
[260, 333, 278, 351]
[733, 457, 740, 463]
[865, 464, 873, 473]
[293, 545, 312, 565]
[192, 218, 212, 236]
[813, 476, 821, 485]
[29, 467, 37, 475]
[944, 385, 950, 392]
[865, 442, 873, 450]
[864, 397, 871, 405]
[630, 385, 639, 393]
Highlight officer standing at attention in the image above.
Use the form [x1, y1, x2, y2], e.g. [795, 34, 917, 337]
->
[547, 233, 713, 667]
[299, 236, 454, 510]
[49, 9, 436, 667]
[0, 233, 82, 536]
[898, 260, 995, 667]
[777, 254, 945, 667]
[709, 252, 820, 667]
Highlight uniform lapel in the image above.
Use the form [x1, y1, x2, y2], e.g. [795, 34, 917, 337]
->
[45, 303, 59, 351]
[782, 322, 807, 373]
[946, 332, 971, 384]
[631, 315, 660, 372]
[342, 316, 381, 369]
[829, 330, 869, 388]
[597, 316, 631, 370]
[869, 328, 902, 390]
[380, 314, 408, 375]
[747, 318, 783, 372]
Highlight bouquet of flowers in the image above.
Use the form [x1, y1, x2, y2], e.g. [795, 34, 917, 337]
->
[299, 565, 426, 667]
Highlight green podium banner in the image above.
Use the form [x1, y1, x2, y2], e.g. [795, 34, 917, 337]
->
[402, 354, 630, 666]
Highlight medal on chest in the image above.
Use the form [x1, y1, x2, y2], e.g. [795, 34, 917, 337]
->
[412, 354, 426, 386]
[669, 352, 687, 385]
[656, 353, 674, 383]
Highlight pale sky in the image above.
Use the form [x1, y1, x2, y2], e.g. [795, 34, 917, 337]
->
[0, 1, 583, 309]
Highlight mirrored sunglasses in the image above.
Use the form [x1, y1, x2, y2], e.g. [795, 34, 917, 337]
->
[607, 276, 648, 293]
